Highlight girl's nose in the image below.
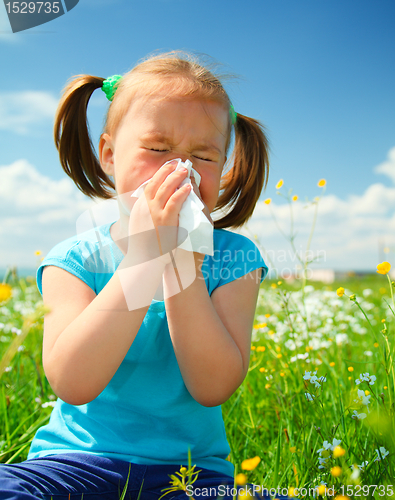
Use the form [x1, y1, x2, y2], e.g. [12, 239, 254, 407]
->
[172, 153, 191, 164]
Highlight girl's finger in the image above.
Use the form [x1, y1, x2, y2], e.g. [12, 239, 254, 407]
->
[147, 160, 179, 188]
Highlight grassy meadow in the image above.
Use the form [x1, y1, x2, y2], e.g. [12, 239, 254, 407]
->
[1, 270, 394, 499]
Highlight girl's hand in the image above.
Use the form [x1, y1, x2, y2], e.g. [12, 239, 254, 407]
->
[126, 160, 191, 264]
[190, 172, 214, 226]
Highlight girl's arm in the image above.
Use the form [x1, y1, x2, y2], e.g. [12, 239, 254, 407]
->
[164, 251, 262, 407]
[42, 255, 167, 406]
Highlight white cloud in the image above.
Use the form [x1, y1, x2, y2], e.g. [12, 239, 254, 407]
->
[0, 160, 96, 269]
[374, 147, 395, 184]
[0, 91, 58, 134]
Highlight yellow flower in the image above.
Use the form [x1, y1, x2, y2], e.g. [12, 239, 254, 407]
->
[277, 281, 282, 285]
[259, 367, 266, 373]
[317, 484, 326, 495]
[271, 283, 277, 289]
[318, 179, 326, 187]
[265, 384, 271, 389]
[377, 261, 391, 274]
[264, 198, 271, 205]
[268, 330, 274, 335]
[241, 456, 261, 471]
[292, 195, 298, 201]
[280, 372, 285, 377]
[365, 390, 370, 396]
[330, 362, 335, 367]
[289, 446, 296, 453]
[384, 386, 388, 390]
[34, 250, 42, 256]
[0, 283, 12, 303]
[277, 353, 282, 359]
[348, 366, 354, 372]
[235, 473, 247, 486]
[275, 346, 281, 352]
[334, 496, 349, 500]
[276, 179, 284, 189]
[381, 319, 386, 323]
[336, 287, 345, 297]
[265, 314, 270, 318]
[256, 346, 266, 352]
[251, 346, 256, 351]
[374, 342, 379, 348]
[333, 446, 346, 458]
[288, 487, 297, 498]
[254, 323, 267, 329]
[330, 465, 342, 477]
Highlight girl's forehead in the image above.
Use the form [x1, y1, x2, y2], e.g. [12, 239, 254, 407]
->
[127, 93, 227, 115]
[119, 95, 229, 135]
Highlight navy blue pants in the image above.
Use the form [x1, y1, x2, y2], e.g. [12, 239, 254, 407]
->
[0, 453, 291, 500]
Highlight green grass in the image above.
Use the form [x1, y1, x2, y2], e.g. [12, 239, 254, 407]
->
[1, 273, 394, 499]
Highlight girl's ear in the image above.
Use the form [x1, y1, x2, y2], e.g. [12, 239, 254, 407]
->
[99, 133, 115, 176]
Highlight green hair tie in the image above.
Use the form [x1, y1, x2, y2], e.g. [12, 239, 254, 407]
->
[102, 75, 123, 101]
[230, 104, 237, 125]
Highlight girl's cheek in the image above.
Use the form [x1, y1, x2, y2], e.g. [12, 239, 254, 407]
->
[134, 153, 164, 176]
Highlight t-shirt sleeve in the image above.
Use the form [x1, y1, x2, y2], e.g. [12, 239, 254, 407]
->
[209, 230, 268, 291]
[36, 240, 96, 297]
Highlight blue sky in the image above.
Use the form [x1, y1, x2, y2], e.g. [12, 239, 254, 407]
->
[1, 0, 395, 275]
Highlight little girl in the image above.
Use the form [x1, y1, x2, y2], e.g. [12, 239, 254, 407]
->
[0, 52, 291, 500]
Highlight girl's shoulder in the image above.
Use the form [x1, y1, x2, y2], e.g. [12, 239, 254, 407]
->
[37, 223, 115, 295]
[43, 222, 114, 264]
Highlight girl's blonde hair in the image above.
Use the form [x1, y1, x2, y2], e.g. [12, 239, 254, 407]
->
[54, 51, 269, 229]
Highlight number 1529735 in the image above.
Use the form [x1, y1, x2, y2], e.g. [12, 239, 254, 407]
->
[5, 2, 61, 14]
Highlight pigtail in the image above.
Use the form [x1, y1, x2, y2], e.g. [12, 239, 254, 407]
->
[54, 75, 115, 199]
[213, 113, 269, 229]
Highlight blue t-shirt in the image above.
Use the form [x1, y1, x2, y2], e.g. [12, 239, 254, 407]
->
[28, 222, 268, 477]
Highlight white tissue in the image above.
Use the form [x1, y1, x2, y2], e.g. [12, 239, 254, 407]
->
[130, 159, 214, 256]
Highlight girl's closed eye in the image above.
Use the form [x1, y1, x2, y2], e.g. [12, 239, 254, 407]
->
[192, 155, 214, 162]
